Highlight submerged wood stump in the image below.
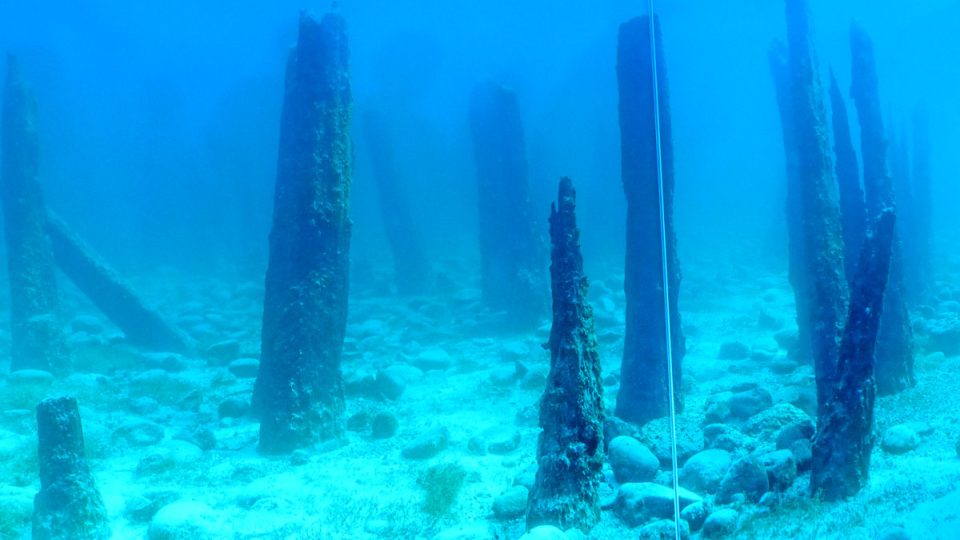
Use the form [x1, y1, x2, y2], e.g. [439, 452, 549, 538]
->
[468, 81, 545, 327]
[1, 56, 69, 374]
[784, 0, 848, 422]
[46, 213, 194, 353]
[614, 15, 685, 425]
[361, 111, 428, 295]
[526, 178, 604, 532]
[849, 22, 915, 396]
[33, 396, 110, 540]
[253, 12, 352, 453]
[828, 69, 866, 288]
[810, 210, 896, 500]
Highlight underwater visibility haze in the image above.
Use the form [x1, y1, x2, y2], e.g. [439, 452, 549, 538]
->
[0, 0, 959, 539]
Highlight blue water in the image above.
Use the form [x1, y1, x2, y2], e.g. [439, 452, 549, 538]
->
[0, 1, 958, 539]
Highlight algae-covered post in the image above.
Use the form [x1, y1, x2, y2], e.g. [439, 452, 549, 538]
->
[526, 178, 604, 533]
[1, 56, 69, 375]
[768, 40, 813, 365]
[614, 14, 685, 425]
[253, 12, 352, 453]
[784, 0, 848, 421]
[361, 110, 429, 295]
[46, 213, 194, 353]
[810, 209, 896, 500]
[828, 69, 866, 287]
[33, 397, 110, 540]
[849, 22, 915, 396]
[468, 81, 545, 327]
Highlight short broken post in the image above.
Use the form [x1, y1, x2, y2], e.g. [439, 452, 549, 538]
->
[33, 396, 110, 540]
[1, 56, 69, 375]
[526, 177, 604, 532]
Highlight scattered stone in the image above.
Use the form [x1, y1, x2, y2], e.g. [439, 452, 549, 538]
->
[680, 500, 709, 531]
[789, 439, 813, 472]
[769, 358, 798, 374]
[702, 509, 738, 538]
[773, 328, 799, 352]
[227, 358, 259, 379]
[125, 491, 180, 523]
[147, 500, 215, 540]
[743, 403, 810, 439]
[775, 420, 815, 450]
[608, 436, 659, 483]
[218, 397, 249, 419]
[760, 449, 797, 490]
[603, 417, 638, 448]
[173, 426, 216, 452]
[614, 482, 702, 527]
[374, 368, 406, 400]
[928, 319, 960, 355]
[489, 365, 517, 387]
[412, 348, 453, 371]
[346, 411, 371, 432]
[492, 485, 528, 520]
[759, 491, 779, 509]
[881, 424, 920, 455]
[717, 457, 768, 504]
[728, 388, 773, 420]
[290, 450, 310, 466]
[142, 352, 187, 372]
[130, 396, 160, 415]
[476, 427, 522, 454]
[638, 419, 702, 467]
[205, 340, 240, 365]
[718, 341, 750, 360]
[680, 449, 732, 493]
[402, 426, 449, 459]
[371, 412, 398, 439]
[702, 424, 754, 453]
[113, 419, 165, 447]
[758, 309, 783, 330]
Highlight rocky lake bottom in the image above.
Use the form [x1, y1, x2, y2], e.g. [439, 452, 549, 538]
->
[1, 251, 960, 540]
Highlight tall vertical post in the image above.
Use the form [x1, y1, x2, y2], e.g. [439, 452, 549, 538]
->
[253, 12, 352, 453]
[615, 15, 685, 425]
[849, 22, 915, 396]
[768, 41, 813, 365]
[468, 81, 546, 327]
[784, 0, 848, 421]
[1, 56, 69, 375]
[828, 69, 866, 287]
[360, 111, 428, 295]
[526, 178, 604, 533]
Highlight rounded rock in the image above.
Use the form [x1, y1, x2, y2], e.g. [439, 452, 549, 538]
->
[608, 436, 659, 483]
[881, 425, 920, 455]
[702, 508, 738, 538]
[680, 449, 732, 493]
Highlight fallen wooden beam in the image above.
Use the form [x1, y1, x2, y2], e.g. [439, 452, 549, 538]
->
[45, 212, 194, 353]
